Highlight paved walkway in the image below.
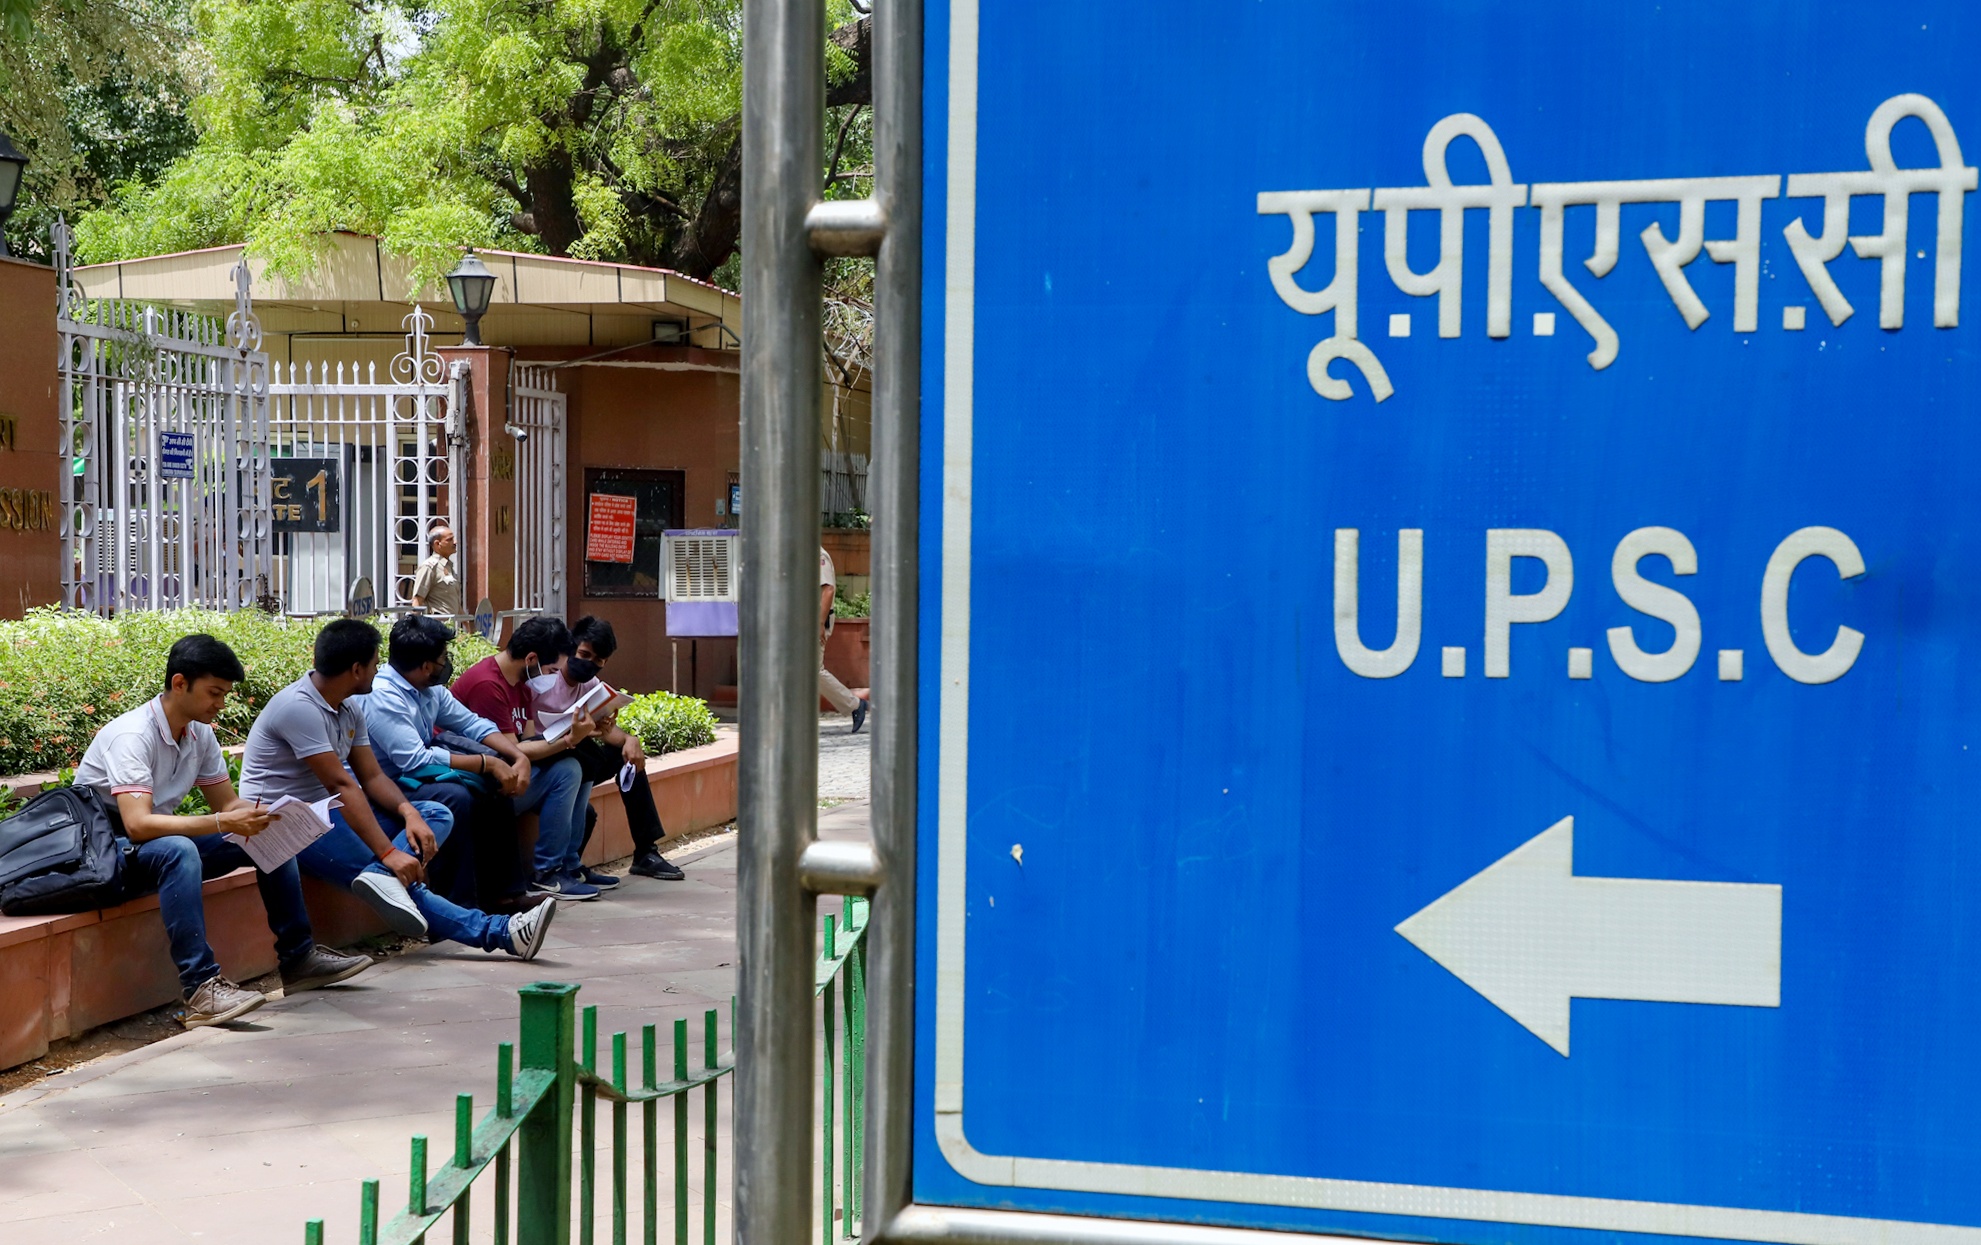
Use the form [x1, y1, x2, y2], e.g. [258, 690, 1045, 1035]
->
[0, 716, 871, 1245]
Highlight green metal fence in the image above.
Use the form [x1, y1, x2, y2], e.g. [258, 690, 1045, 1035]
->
[300, 897, 869, 1245]
[818, 898, 869, 1244]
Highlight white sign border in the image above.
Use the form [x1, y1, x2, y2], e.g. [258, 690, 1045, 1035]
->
[929, 3, 1975, 1242]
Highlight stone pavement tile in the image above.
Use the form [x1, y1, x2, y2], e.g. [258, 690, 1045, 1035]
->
[89, 1120, 376, 1203]
[191, 993, 379, 1044]
[0, 1106, 80, 1157]
[153, 1179, 391, 1244]
[0, 1147, 144, 1219]
[319, 981, 528, 1026]
[318, 1105, 466, 1172]
[194, 1018, 515, 1082]
[0, 1200, 188, 1242]
[258, 1066, 497, 1125]
[57, 1051, 247, 1103]
[26, 1079, 313, 1148]
[337, 961, 489, 992]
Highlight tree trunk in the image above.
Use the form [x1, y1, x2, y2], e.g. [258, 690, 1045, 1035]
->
[659, 16, 871, 280]
[523, 154, 585, 257]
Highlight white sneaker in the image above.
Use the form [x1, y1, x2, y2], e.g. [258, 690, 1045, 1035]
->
[505, 899, 557, 961]
[352, 872, 429, 939]
[182, 976, 267, 1028]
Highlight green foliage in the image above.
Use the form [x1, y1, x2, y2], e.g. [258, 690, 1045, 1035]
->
[831, 590, 870, 620]
[65, 0, 873, 285]
[0, 607, 497, 777]
[0, 0, 198, 260]
[616, 690, 718, 757]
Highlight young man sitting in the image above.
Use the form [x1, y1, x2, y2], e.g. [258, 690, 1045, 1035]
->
[452, 616, 606, 900]
[535, 615, 684, 881]
[358, 614, 536, 911]
[239, 619, 555, 960]
[73, 634, 372, 1027]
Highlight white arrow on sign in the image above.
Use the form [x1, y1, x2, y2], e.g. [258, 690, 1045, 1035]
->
[1394, 816, 1781, 1056]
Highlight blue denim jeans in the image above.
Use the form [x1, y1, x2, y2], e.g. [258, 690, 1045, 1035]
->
[297, 800, 510, 953]
[128, 834, 315, 994]
[512, 756, 588, 878]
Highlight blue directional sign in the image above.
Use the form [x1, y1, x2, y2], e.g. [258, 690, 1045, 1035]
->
[917, 4, 1981, 1244]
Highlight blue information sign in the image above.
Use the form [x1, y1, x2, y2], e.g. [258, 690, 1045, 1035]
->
[158, 431, 195, 481]
[918, 4, 1981, 1245]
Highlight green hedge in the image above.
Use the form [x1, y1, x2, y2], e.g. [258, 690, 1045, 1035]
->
[0, 608, 498, 777]
[617, 691, 720, 756]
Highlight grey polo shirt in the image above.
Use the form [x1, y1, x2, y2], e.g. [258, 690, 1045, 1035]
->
[238, 673, 369, 804]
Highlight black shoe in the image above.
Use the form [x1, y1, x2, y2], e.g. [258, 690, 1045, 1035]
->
[630, 850, 685, 880]
[850, 698, 868, 734]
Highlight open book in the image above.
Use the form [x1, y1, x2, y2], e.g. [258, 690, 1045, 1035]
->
[224, 794, 342, 872]
[540, 683, 635, 743]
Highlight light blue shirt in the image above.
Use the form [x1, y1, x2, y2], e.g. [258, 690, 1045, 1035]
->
[355, 663, 501, 781]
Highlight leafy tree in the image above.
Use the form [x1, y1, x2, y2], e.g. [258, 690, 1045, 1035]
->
[0, 0, 197, 261]
[73, 0, 876, 289]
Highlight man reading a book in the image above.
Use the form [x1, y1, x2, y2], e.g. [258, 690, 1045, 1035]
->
[73, 634, 374, 1028]
[540, 615, 685, 881]
[238, 619, 555, 961]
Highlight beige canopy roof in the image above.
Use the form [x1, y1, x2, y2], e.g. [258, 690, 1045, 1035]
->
[71, 231, 739, 353]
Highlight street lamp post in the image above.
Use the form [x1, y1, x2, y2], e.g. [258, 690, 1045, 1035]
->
[444, 250, 496, 345]
[0, 131, 28, 257]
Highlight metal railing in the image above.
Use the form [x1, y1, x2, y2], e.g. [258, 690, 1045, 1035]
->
[299, 899, 869, 1245]
[818, 898, 870, 1243]
[301, 981, 733, 1245]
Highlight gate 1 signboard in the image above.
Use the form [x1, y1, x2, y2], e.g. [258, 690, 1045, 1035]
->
[269, 457, 339, 533]
[585, 492, 638, 564]
[158, 431, 195, 481]
[921, 4, 1981, 1245]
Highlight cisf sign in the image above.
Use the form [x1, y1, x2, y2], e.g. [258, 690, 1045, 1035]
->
[915, 3, 1981, 1245]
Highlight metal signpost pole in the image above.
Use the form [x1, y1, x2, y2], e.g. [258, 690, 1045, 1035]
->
[863, 0, 923, 1232]
[737, 1, 826, 1243]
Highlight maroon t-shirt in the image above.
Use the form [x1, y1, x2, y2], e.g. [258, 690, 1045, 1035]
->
[453, 655, 532, 738]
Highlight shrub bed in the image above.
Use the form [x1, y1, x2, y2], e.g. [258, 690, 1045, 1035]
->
[0, 608, 498, 776]
[617, 691, 721, 756]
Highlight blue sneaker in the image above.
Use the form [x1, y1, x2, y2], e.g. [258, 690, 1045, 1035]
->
[529, 872, 601, 902]
[578, 866, 621, 889]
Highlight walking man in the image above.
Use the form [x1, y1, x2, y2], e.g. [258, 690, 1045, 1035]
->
[819, 545, 868, 733]
[410, 523, 464, 617]
[73, 634, 372, 1026]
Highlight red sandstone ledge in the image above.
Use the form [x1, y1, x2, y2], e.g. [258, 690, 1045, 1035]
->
[0, 734, 738, 1072]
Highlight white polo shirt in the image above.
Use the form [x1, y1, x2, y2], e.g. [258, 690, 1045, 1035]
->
[74, 697, 230, 813]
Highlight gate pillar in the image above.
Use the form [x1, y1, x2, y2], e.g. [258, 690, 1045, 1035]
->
[437, 344, 515, 622]
[3, 255, 61, 614]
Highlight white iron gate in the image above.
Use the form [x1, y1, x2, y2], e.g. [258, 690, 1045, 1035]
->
[266, 307, 456, 615]
[510, 363, 566, 616]
[56, 222, 273, 614]
[57, 226, 563, 620]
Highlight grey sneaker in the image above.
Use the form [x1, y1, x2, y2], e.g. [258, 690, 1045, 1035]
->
[352, 871, 430, 939]
[182, 976, 267, 1028]
[281, 946, 372, 993]
[504, 899, 558, 961]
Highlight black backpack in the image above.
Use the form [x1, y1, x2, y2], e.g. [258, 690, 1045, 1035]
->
[0, 785, 134, 916]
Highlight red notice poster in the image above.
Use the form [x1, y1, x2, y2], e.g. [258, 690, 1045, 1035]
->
[585, 493, 638, 564]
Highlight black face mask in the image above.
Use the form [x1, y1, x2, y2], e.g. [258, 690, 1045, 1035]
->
[564, 657, 601, 684]
[431, 657, 455, 687]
